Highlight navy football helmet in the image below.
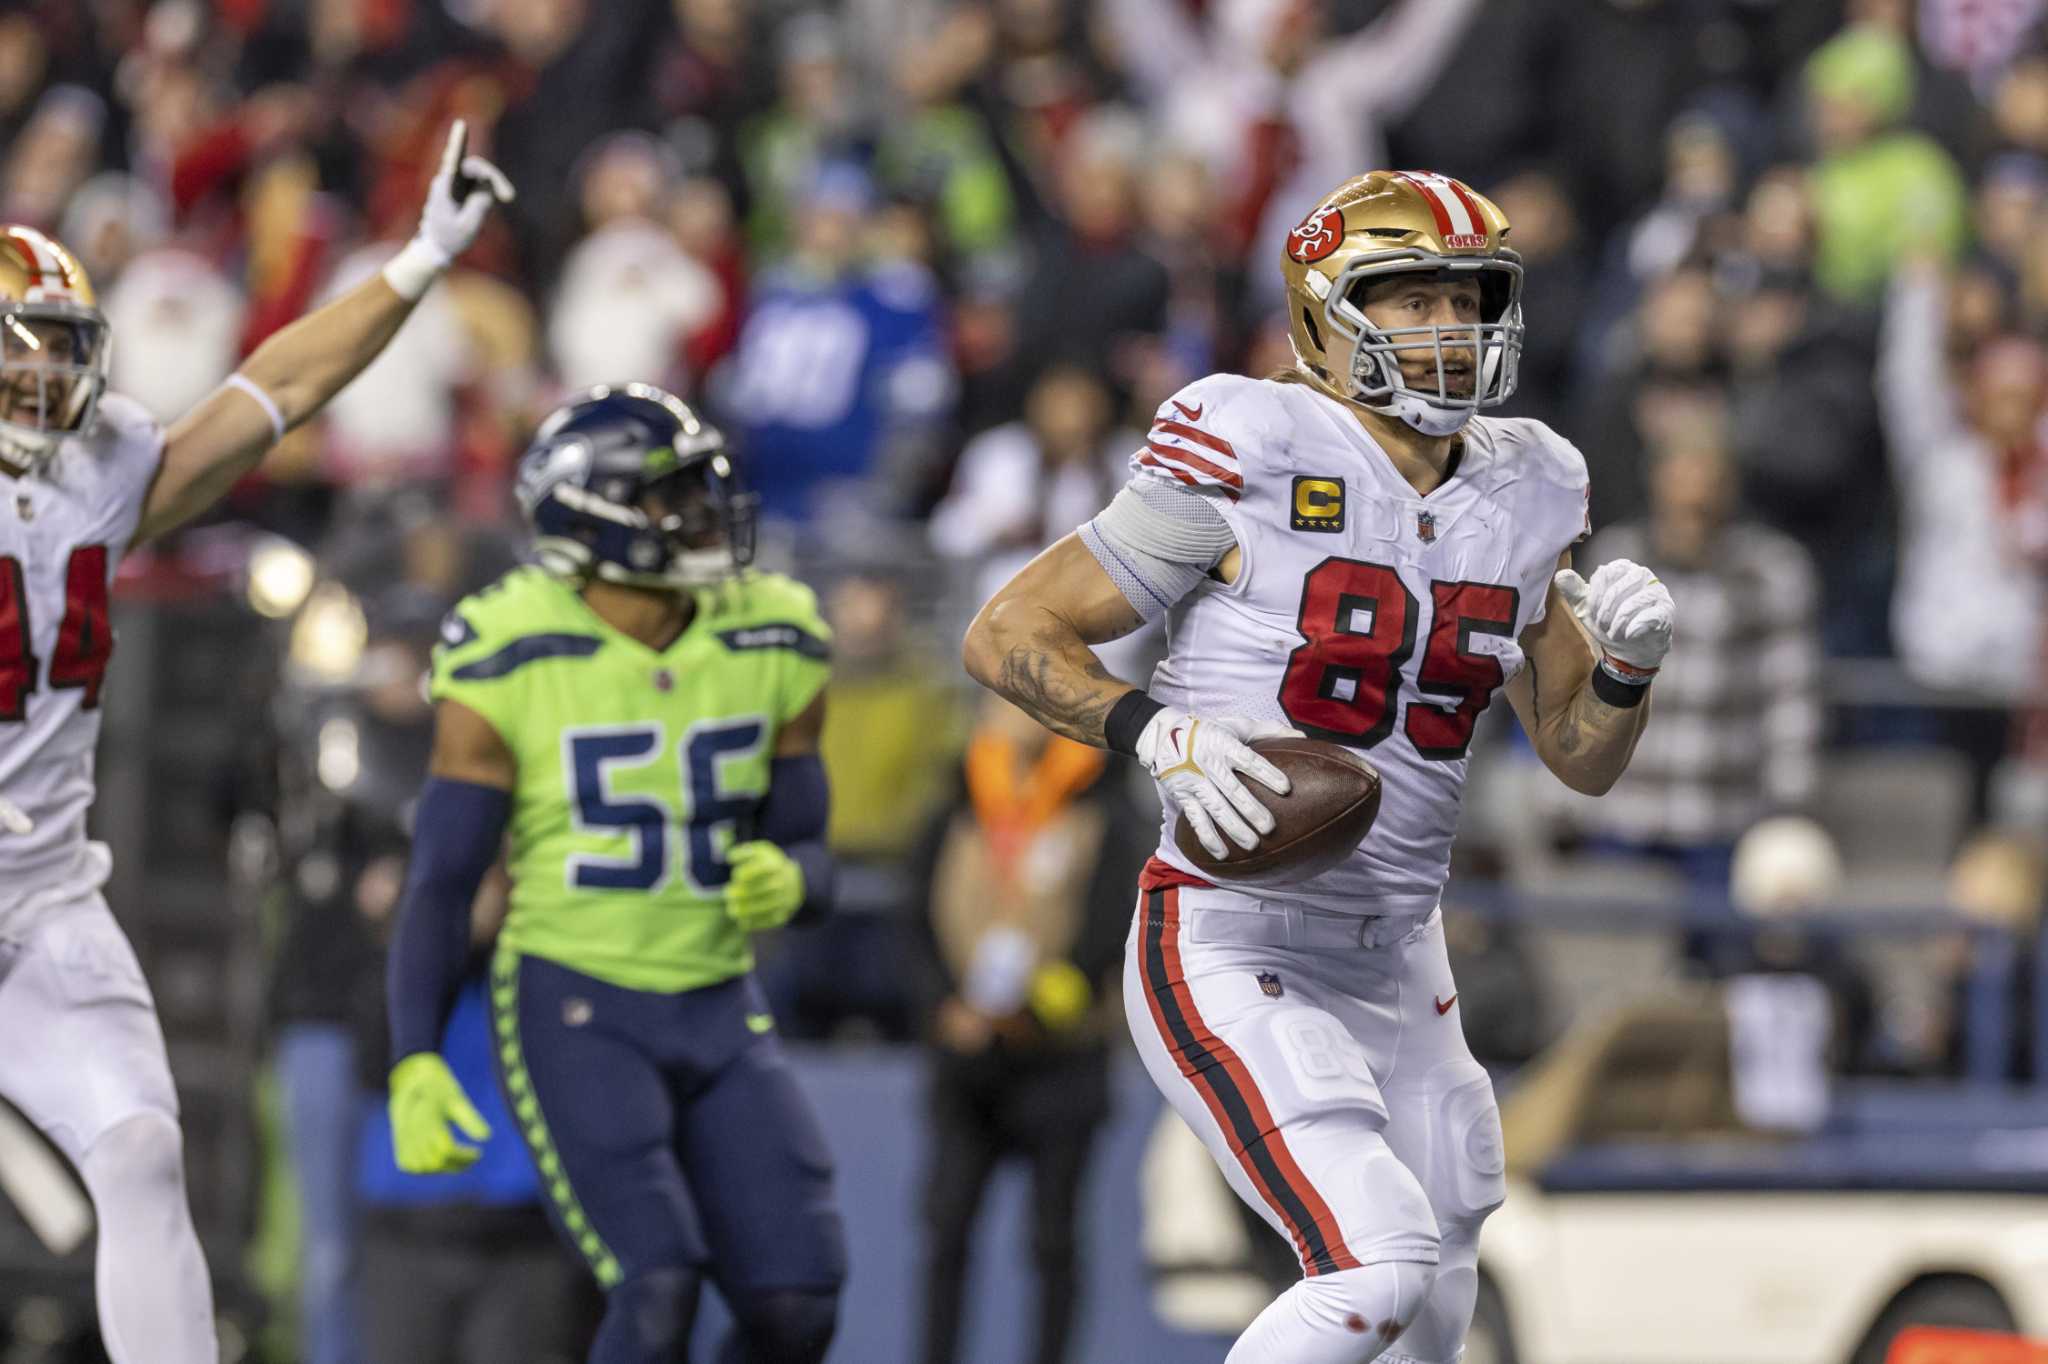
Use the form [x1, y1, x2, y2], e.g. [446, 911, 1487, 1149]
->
[516, 384, 757, 590]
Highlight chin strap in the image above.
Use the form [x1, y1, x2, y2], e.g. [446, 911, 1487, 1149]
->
[1377, 393, 1477, 437]
[1294, 358, 1477, 437]
[0, 422, 60, 474]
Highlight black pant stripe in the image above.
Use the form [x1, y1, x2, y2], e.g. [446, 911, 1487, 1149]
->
[1141, 888, 1342, 1276]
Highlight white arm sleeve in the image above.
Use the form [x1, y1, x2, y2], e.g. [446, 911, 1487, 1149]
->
[1080, 476, 1238, 622]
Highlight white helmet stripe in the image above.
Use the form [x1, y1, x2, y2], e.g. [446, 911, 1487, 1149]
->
[13, 231, 69, 302]
[1398, 171, 1479, 239]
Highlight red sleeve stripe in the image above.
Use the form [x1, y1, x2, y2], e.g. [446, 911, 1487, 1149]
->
[1152, 418, 1241, 466]
[1144, 441, 1244, 495]
[1138, 450, 1198, 486]
[1138, 449, 1241, 501]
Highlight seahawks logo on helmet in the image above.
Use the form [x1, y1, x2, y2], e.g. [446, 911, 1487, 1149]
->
[516, 383, 757, 591]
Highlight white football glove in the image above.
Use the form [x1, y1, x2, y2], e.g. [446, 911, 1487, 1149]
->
[1553, 559, 1675, 684]
[381, 120, 516, 302]
[1135, 708, 1296, 859]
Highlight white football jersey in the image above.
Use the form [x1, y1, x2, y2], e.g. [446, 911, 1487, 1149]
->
[1138, 374, 1589, 916]
[0, 392, 164, 916]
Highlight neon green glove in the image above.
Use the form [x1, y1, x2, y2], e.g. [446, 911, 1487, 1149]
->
[388, 1052, 492, 1174]
[724, 840, 804, 933]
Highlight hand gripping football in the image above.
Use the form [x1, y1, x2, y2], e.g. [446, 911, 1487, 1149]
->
[1174, 737, 1381, 884]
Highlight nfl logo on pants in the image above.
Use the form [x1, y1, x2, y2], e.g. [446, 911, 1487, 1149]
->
[1257, 971, 1284, 998]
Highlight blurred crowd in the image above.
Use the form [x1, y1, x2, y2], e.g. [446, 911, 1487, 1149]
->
[11, 0, 2048, 1356]
[1, 6, 2033, 689]
[11, 0, 2040, 823]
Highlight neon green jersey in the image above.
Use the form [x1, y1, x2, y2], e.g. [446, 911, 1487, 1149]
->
[430, 567, 831, 992]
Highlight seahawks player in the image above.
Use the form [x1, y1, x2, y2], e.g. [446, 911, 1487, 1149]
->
[384, 385, 845, 1364]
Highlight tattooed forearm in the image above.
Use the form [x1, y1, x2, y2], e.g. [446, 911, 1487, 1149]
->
[990, 621, 1134, 746]
[963, 535, 1149, 747]
[1522, 652, 1651, 794]
[1556, 686, 1613, 757]
[1548, 680, 1648, 789]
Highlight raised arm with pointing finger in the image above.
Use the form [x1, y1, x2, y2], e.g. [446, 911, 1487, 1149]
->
[131, 121, 514, 545]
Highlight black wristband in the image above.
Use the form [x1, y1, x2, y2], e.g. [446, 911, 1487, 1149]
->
[1104, 690, 1166, 756]
[1590, 666, 1651, 709]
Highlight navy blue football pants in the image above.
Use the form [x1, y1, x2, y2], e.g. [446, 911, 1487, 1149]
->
[488, 950, 846, 1363]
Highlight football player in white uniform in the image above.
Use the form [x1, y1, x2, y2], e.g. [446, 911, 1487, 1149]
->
[965, 170, 1675, 1364]
[0, 124, 511, 1363]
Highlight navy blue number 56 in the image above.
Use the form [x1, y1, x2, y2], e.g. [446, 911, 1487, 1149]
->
[565, 718, 765, 893]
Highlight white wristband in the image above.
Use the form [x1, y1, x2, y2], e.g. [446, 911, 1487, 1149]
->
[379, 236, 451, 302]
[223, 373, 286, 441]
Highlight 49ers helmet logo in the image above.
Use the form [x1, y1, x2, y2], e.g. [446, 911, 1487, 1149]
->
[1286, 206, 1344, 264]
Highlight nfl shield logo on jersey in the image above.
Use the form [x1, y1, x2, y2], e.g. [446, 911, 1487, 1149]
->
[1416, 511, 1437, 544]
[1257, 971, 1284, 998]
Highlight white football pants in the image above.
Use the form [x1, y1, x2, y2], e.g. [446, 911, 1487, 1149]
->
[1125, 863, 1506, 1364]
[0, 898, 218, 1363]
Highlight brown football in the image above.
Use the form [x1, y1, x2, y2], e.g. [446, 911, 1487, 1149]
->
[1174, 737, 1382, 885]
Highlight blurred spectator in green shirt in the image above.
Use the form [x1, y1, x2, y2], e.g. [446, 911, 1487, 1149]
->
[1805, 23, 1969, 303]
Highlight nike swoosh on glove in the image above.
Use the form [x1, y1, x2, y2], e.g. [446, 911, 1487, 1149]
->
[1135, 708, 1298, 859]
[388, 1052, 492, 1174]
[1553, 559, 1675, 684]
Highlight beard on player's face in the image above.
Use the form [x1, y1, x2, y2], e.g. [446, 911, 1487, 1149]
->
[1356, 273, 1486, 398]
[1386, 341, 1479, 397]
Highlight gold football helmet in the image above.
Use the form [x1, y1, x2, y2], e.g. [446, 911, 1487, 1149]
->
[1281, 170, 1523, 436]
[0, 225, 110, 472]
